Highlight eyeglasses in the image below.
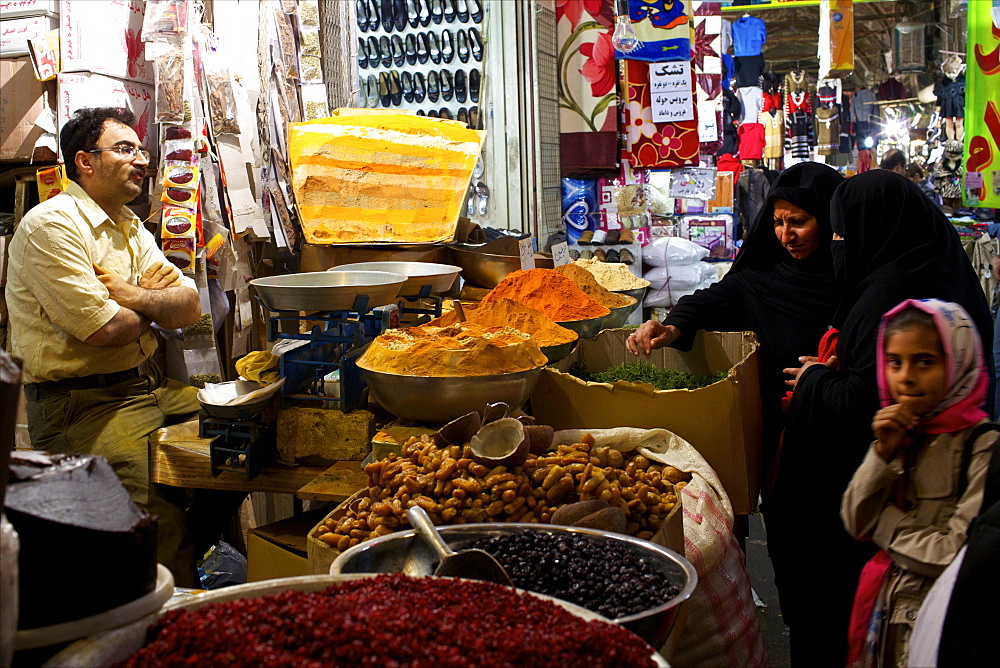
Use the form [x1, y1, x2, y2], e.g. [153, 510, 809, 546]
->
[89, 144, 151, 162]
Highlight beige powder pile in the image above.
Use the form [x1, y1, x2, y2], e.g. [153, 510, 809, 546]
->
[572, 258, 650, 291]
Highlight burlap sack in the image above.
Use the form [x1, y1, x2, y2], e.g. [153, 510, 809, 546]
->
[553, 428, 767, 667]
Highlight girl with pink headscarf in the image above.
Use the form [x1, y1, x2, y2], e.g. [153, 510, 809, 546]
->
[840, 299, 997, 667]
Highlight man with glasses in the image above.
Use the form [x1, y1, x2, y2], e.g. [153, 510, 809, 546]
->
[7, 107, 203, 586]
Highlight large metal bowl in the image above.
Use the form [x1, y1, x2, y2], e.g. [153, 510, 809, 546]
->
[332, 523, 697, 649]
[613, 285, 649, 305]
[329, 261, 461, 296]
[556, 314, 606, 340]
[48, 573, 668, 667]
[449, 246, 554, 288]
[602, 296, 640, 329]
[249, 271, 405, 312]
[360, 366, 544, 424]
[540, 341, 574, 364]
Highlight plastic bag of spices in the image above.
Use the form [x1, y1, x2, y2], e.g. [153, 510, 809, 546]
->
[551, 428, 768, 667]
[203, 49, 240, 135]
[154, 45, 186, 123]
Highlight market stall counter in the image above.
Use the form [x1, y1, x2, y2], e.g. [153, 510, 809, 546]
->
[149, 419, 366, 501]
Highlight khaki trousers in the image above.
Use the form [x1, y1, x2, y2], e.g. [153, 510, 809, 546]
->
[25, 368, 201, 587]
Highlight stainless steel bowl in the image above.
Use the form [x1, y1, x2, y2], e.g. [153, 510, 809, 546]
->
[602, 296, 639, 329]
[556, 315, 606, 340]
[613, 285, 649, 305]
[449, 246, 554, 288]
[329, 262, 461, 296]
[332, 523, 697, 649]
[249, 271, 405, 312]
[540, 341, 574, 364]
[197, 380, 276, 419]
[360, 367, 544, 424]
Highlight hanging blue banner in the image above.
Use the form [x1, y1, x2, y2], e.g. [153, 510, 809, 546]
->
[614, 0, 692, 63]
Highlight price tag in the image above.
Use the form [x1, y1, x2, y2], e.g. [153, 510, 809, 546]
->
[551, 242, 571, 266]
[518, 237, 536, 270]
[964, 171, 984, 189]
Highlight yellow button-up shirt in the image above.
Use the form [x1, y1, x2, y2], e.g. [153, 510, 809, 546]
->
[7, 181, 197, 383]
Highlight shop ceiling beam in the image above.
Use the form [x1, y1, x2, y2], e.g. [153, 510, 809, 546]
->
[766, 29, 884, 44]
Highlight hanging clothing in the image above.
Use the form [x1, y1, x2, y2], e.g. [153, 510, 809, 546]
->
[815, 106, 839, 155]
[720, 18, 732, 54]
[851, 87, 878, 125]
[775, 170, 994, 666]
[734, 54, 765, 88]
[785, 90, 814, 159]
[877, 77, 908, 101]
[717, 88, 742, 157]
[934, 157, 963, 199]
[934, 73, 966, 119]
[738, 122, 765, 159]
[817, 83, 837, 108]
[732, 14, 767, 56]
[817, 77, 843, 106]
[760, 71, 782, 96]
[722, 53, 735, 91]
[762, 105, 784, 159]
[784, 69, 809, 95]
[736, 86, 764, 124]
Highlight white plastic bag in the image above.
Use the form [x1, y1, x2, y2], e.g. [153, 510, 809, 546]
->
[645, 262, 715, 292]
[644, 236, 710, 267]
[643, 271, 719, 308]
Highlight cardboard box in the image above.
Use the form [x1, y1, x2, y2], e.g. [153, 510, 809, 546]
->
[0, 57, 57, 162]
[56, 71, 155, 160]
[0, 0, 59, 18]
[59, 0, 151, 84]
[300, 243, 450, 273]
[530, 329, 762, 515]
[247, 507, 331, 583]
[0, 13, 57, 57]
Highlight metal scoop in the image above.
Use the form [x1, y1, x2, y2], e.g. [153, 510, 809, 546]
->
[407, 506, 513, 586]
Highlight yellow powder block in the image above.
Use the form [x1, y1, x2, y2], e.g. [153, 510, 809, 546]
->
[289, 113, 486, 244]
[277, 407, 375, 463]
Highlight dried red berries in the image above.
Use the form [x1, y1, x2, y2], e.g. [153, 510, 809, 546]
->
[118, 574, 657, 667]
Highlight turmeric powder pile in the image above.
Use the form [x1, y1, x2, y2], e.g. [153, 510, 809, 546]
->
[428, 298, 578, 347]
[554, 264, 636, 309]
[358, 323, 547, 376]
[482, 269, 610, 322]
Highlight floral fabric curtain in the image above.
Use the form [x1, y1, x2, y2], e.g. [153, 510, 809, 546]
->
[557, 0, 619, 176]
[622, 59, 699, 168]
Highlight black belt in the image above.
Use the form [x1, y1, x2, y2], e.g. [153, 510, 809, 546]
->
[24, 363, 149, 401]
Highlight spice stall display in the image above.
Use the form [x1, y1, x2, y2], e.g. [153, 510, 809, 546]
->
[481, 269, 611, 323]
[428, 298, 578, 348]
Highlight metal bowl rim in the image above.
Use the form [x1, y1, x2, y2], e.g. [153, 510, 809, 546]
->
[332, 522, 698, 622]
[358, 365, 546, 379]
[249, 270, 407, 288]
[328, 261, 463, 277]
[555, 314, 607, 326]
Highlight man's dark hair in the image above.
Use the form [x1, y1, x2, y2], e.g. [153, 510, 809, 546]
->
[879, 149, 906, 172]
[904, 163, 924, 179]
[60, 107, 136, 182]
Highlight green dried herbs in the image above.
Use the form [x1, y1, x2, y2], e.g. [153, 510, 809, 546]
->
[189, 373, 222, 389]
[568, 361, 726, 391]
[185, 313, 213, 336]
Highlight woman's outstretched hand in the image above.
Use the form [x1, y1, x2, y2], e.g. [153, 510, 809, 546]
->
[783, 355, 838, 388]
[626, 321, 681, 356]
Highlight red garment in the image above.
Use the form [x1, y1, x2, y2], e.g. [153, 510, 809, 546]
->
[781, 328, 839, 412]
[857, 148, 873, 172]
[784, 90, 812, 114]
[737, 122, 765, 159]
[846, 551, 893, 668]
[761, 91, 782, 114]
[716, 153, 743, 182]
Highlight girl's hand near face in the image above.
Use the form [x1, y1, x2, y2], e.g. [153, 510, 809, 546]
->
[872, 403, 919, 462]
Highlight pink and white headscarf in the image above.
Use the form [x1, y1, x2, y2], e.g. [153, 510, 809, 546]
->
[876, 298, 989, 434]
